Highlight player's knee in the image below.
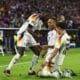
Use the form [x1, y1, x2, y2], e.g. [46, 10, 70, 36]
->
[29, 46, 41, 56]
[17, 47, 25, 56]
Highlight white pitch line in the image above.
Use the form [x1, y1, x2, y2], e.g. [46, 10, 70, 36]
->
[0, 61, 31, 68]
[0, 54, 28, 68]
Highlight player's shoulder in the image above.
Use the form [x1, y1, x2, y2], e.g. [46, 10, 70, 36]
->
[21, 20, 29, 27]
[48, 30, 57, 35]
[52, 30, 58, 36]
[52, 29, 57, 33]
[60, 32, 71, 44]
[63, 32, 70, 39]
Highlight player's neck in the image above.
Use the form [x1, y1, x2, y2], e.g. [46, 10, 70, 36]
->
[55, 27, 64, 35]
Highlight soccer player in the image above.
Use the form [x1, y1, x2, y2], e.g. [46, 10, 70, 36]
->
[28, 17, 58, 75]
[48, 19, 71, 74]
[4, 13, 42, 76]
[37, 17, 70, 78]
[36, 17, 58, 75]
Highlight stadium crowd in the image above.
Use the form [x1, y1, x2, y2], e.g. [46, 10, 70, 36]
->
[0, 0, 80, 53]
[0, 0, 80, 29]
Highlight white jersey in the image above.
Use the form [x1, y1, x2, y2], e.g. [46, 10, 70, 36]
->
[17, 31, 39, 47]
[17, 21, 29, 35]
[45, 30, 70, 62]
[17, 13, 43, 35]
[45, 30, 58, 61]
[17, 20, 43, 35]
[55, 31, 70, 52]
[47, 30, 58, 53]
[51, 31, 71, 66]
[16, 13, 42, 47]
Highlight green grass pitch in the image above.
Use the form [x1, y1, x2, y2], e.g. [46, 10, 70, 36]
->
[0, 48, 80, 80]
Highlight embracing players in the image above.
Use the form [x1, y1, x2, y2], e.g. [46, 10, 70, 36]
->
[37, 17, 71, 79]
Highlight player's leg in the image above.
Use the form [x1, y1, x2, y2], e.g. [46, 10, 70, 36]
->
[38, 52, 61, 78]
[28, 45, 42, 75]
[28, 54, 39, 75]
[51, 50, 66, 74]
[28, 33, 42, 75]
[40, 49, 47, 58]
[4, 33, 27, 75]
[37, 51, 60, 77]
[4, 47, 25, 75]
[36, 51, 52, 76]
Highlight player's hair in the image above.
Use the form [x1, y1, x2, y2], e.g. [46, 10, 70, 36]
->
[57, 15, 66, 29]
[57, 21, 65, 29]
[49, 16, 57, 22]
[48, 16, 65, 29]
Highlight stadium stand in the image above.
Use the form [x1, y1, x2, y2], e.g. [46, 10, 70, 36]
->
[0, 0, 80, 53]
[0, 0, 80, 29]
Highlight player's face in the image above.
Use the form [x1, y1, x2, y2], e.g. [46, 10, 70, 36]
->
[48, 19, 57, 30]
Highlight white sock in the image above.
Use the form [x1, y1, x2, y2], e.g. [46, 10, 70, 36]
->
[30, 55, 38, 71]
[6, 53, 21, 70]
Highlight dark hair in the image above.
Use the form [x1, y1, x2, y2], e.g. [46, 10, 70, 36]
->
[50, 16, 57, 22]
[28, 24, 33, 28]
[57, 22, 65, 29]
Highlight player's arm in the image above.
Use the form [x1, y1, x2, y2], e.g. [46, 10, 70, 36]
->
[48, 48, 59, 62]
[29, 45, 42, 56]
[48, 37, 62, 62]
[41, 45, 54, 49]
[17, 21, 28, 35]
[16, 21, 29, 42]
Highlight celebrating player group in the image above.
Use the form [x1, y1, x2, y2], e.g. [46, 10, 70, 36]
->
[4, 13, 71, 79]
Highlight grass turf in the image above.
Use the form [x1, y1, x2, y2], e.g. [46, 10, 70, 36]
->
[0, 48, 80, 80]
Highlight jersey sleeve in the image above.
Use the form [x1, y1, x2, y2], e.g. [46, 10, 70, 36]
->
[55, 33, 70, 49]
[17, 22, 29, 35]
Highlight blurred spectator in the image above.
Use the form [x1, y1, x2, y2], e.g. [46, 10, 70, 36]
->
[0, 0, 80, 29]
[67, 19, 73, 29]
